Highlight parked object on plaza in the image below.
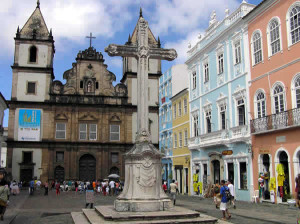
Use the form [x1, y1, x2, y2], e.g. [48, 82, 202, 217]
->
[85, 184, 95, 209]
[0, 168, 9, 221]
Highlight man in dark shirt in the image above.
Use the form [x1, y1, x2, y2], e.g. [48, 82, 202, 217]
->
[220, 180, 231, 220]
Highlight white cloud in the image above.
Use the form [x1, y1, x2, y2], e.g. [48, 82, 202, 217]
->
[0, 0, 134, 57]
[150, 0, 240, 36]
[165, 30, 202, 64]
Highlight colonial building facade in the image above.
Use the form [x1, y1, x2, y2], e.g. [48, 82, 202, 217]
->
[0, 93, 8, 168]
[245, 0, 300, 203]
[6, 3, 161, 183]
[186, 2, 255, 201]
[171, 88, 190, 195]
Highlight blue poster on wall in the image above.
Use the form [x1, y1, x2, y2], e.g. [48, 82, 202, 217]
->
[18, 109, 41, 141]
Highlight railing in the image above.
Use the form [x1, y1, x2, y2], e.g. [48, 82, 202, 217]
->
[250, 108, 300, 134]
[198, 130, 227, 147]
[231, 125, 249, 139]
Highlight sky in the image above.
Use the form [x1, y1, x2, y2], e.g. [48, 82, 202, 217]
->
[0, 0, 262, 127]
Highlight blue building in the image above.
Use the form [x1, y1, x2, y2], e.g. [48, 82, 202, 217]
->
[186, 2, 255, 201]
[159, 68, 173, 187]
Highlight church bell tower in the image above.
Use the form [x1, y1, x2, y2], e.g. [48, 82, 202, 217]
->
[11, 0, 55, 102]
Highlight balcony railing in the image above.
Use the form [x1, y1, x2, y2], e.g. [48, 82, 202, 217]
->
[250, 108, 300, 134]
[198, 130, 228, 147]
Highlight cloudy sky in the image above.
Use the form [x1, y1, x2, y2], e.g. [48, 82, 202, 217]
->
[0, 0, 262, 126]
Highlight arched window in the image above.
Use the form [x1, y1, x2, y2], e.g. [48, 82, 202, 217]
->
[294, 75, 300, 108]
[255, 91, 266, 118]
[252, 32, 262, 65]
[289, 5, 300, 45]
[29, 46, 37, 63]
[273, 84, 285, 114]
[269, 19, 281, 55]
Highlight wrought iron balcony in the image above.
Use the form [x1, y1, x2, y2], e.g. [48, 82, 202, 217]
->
[250, 108, 300, 134]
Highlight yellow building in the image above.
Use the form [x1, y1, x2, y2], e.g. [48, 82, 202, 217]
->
[171, 88, 190, 195]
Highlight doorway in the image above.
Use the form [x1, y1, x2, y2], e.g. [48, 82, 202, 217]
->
[54, 166, 65, 183]
[227, 163, 234, 185]
[79, 154, 96, 181]
[212, 160, 220, 184]
[20, 169, 33, 184]
[279, 151, 290, 202]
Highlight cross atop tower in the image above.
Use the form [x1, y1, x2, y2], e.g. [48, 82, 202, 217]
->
[86, 32, 96, 48]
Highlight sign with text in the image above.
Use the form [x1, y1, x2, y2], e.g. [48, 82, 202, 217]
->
[259, 148, 271, 154]
[222, 150, 233, 156]
[18, 109, 41, 141]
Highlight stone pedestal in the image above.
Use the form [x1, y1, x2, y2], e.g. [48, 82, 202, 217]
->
[115, 137, 172, 212]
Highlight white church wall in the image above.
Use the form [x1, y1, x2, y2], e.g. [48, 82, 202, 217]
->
[149, 59, 158, 73]
[16, 72, 50, 101]
[12, 148, 42, 182]
[18, 44, 49, 67]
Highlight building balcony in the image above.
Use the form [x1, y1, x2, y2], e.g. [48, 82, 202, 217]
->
[230, 125, 249, 142]
[198, 130, 228, 148]
[250, 108, 300, 135]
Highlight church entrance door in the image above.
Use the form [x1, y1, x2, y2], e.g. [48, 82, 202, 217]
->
[79, 154, 96, 181]
[54, 166, 65, 183]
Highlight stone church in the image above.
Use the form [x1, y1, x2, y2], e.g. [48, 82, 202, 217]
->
[6, 2, 161, 183]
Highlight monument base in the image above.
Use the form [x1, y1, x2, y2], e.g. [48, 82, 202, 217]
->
[114, 198, 173, 212]
[71, 205, 219, 224]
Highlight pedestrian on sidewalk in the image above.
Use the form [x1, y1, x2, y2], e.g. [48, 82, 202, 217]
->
[44, 181, 49, 196]
[213, 180, 221, 209]
[227, 180, 236, 209]
[162, 181, 167, 193]
[220, 180, 231, 221]
[55, 181, 60, 196]
[296, 174, 300, 209]
[0, 168, 10, 221]
[85, 183, 95, 209]
[170, 180, 177, 205]
[29, 179, 34, 195]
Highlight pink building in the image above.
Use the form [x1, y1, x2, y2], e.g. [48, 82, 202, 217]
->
[245, 0, 300, 203]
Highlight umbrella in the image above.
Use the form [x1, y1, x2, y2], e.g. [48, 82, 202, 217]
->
[108, 174, 120, 179]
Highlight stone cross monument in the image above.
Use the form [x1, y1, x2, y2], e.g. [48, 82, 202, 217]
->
[105, 10, 177, 212]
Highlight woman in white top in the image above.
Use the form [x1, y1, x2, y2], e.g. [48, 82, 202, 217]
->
[227, 180, 236, 209]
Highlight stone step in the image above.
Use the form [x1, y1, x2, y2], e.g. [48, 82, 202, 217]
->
[82, 209, 103, 224]
[71, 212, 90, 224]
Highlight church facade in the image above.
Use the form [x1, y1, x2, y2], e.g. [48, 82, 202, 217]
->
[6, 3, 160, 183]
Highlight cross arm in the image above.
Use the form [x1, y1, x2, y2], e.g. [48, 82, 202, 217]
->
[149, 48, 177, 61]
[105, 44, 138, 58]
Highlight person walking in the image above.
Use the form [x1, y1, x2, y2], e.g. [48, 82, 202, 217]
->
[29, 179, 35, 195]
[44, 181, 49, 196]
[296, 174, 300, 209]
[115, 181, 119, 195]
[170, 180, 177, 205]
[220, 180, 231, 221]
[55, 181, 60, 196]
[0, 168, 9, 221]
[109, 180, 115, 196]
[214, 180, 221, 209]
[75, 181, 78, 193]
[227, 180, 236, 209]
[85, 183, 95, 209]
[162, 181, 167, 193]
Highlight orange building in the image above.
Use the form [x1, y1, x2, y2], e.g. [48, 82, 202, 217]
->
[245, 0, 300, 203]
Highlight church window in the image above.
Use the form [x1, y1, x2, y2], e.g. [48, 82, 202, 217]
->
[27, 82, 36, 94]
[96, 82, 99, 89]
[193, 114, 199, 137]
[23, 151, 32, 164]
[110, 125, 120, 141]
[80, 81, 83, 89]
[56, 152, 64, 162]
[294, 75, 300, 108]
[55, 123, 66, 139]
[89, 124, 97, 140]
[255, 91, 266, 118]
[289, 5, 300, 45]
[111, 152, 119, 164]
[79, 124, 87, 140]
[273, 83, 285, 113]
[252, 31, 263, 65]
[239, 162, 247, 190]
[29, 46, 37, 63]
[269, 19, 281, 55]
[219, 105, 226, 130]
